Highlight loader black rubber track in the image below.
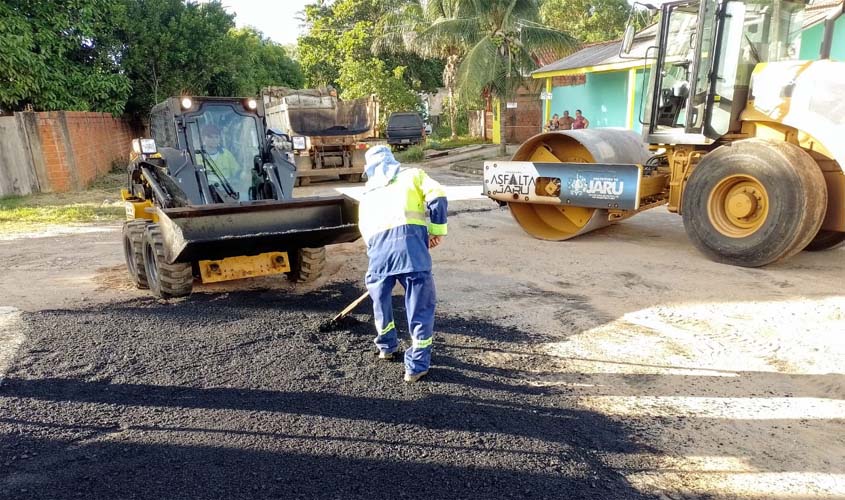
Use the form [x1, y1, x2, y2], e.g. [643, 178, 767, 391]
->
[143, 224, 193, 298]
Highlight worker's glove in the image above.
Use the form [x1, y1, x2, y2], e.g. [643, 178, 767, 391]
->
[429, 235, 443, 249]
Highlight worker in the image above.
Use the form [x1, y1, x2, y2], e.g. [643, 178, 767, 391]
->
[198, 124, 251, 200]
[358, 145, 448, 383]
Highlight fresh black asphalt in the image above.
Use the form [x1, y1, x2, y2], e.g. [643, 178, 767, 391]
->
[1, 283, 656, 499]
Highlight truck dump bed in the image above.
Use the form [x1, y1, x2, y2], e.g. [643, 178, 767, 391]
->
[264, 88, 374, 139]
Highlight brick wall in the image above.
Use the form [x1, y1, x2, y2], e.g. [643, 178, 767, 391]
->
[30, 111, 135, 192]
[501, 89, 543, 145]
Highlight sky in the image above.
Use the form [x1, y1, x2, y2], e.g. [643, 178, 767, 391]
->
[220, 0, 311, 45]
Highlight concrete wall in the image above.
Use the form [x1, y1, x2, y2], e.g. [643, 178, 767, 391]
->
[0, 115, 41, 197]
[0, 111, 134, 195]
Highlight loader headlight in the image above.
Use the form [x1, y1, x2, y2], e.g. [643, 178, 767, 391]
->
[132, 138, 158, 154]
[245, 98, 258, 110]
[180, 97, 193, 110]
[292, 136, 307, 150]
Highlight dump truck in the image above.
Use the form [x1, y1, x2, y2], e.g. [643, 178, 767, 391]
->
[121, 96, 359, 298]
[484, 0, 845, 267]
[262, 87, 376, 186]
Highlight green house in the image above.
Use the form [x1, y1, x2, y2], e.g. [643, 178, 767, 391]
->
[533, 0, 845, 133]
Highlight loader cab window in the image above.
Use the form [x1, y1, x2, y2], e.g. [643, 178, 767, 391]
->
[188, 104, 262, 169]
[186, 104, 262, 201]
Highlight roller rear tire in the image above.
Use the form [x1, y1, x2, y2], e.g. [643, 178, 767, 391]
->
[682, 139, 827, 267]
[805, 229, 845, 251]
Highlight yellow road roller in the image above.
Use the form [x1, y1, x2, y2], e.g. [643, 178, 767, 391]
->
[485, 0, 845, 267]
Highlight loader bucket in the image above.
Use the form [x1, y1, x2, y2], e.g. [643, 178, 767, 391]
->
[155, 196, 359, 264]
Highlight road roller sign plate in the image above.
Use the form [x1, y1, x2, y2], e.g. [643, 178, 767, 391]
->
[483, 161, 642, 210]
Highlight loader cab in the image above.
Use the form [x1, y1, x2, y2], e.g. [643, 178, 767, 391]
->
[634, 0, 806, 145]
[150, 96, 294, 203]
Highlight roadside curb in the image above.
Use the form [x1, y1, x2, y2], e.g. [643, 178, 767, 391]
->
[450, 158, 484, 176]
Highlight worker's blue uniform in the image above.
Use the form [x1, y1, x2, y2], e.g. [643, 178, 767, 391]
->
[358, 146, 448, 376]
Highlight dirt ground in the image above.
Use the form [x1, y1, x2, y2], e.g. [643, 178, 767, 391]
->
[1, 158, 844, 499]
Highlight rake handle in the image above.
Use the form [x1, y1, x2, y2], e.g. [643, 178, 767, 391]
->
[331, 290, 371, 322]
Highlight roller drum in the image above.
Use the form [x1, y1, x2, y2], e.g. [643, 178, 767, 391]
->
[507, 129, 650, 241]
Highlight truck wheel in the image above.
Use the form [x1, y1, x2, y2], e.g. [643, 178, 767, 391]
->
[341, 173, 363, 183]
[123, 220, 150, 289]
[805, 229, 845, 251]
[286, 247, 326, 283]
[682, 139, 827, 267]
[142, 224, 193, 298]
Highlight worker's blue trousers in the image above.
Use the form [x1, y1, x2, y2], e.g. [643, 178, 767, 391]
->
[365, 271, 436, 375]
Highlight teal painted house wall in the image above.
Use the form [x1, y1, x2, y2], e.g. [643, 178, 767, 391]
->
[550, 71, 629, 129]
[799, 17, 845, 60]
[550, 69, 649, 132]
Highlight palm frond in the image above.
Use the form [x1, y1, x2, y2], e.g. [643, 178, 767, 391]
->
[417, 17, 481, 54]
[517, 23, 579, 57]
[425, 0, 473, 19]
[372, 1, 425, 55]
[456, 36, 502, 98]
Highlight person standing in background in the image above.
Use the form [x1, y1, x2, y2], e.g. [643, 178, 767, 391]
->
[572, 109, 589, 129]
[559, 110, 574, 130]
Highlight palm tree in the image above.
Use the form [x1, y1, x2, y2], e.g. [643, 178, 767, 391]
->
[422, 0, 577, 153]
[374, 0, 467, 140]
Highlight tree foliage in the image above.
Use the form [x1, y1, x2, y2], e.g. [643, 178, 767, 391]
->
[118, 0, 302, 117]
[373, 0, 466, 138]
[297, 0, 444, 125]
[0, 0, 303, 117]
[540, 0, 631, 44]
[428, 1, 576, 103]
[420, 0, 576, 152]
[0, 0, 130, 114]
[338, 58, 420, 129]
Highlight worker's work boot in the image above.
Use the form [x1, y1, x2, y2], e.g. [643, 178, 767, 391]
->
[378, 349, 398, 360]
[403, 370, 429, 383]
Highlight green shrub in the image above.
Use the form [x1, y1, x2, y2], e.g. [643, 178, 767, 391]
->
[395, 145, 425, 163]
[425, 136, 487, 150]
